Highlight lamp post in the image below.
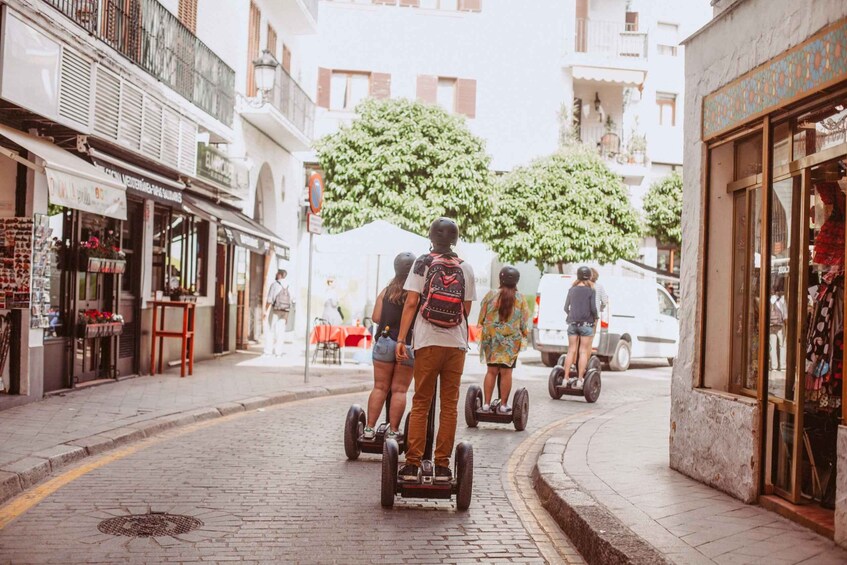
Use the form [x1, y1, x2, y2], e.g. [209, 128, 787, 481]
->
[252, 49, 279, 104]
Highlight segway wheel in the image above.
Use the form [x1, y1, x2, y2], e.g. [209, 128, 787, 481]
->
[512, 388, 529, 431]
[381, 438, 399, 508]
[588, 355, 603, 374]
[583, 371, 601, 403]
[464, 385, 482, 428]
[548, 366, 564, 399]
[344, 405, 365, 460]
[455, 441, 474, 511]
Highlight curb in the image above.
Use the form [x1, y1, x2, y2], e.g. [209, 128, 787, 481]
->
[0, 381, 370, 507]
[531, 429, 671, 565]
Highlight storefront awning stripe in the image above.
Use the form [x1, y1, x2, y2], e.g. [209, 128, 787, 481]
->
[571, 65, 645, 86]
[0, 124, 127, 220]
[182, 194, 290, 254]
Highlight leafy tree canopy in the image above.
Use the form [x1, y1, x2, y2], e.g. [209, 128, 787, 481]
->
[315, 98, 493, 239]
[483, 144, 641, 271]
[643, 171, 683, 246]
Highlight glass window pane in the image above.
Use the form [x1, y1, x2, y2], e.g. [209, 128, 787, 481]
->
[152, 206, 169, 293]
[745, 187, 762, 391]
[437, 78, 455, 112]
[731, 191, 748, 390]
[46, 208, 68, 338]
[793, 97, 847, 160]
[348, 74, 369, 109]
[768, 177, 797, 400]
[440, 0, 458, 9]
[773, 122, 791, 168]
[330, 73, 347, 110]
[736, 133, 763, 180]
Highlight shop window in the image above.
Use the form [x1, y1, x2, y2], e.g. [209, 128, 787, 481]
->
[151, 205, 208, 295]
[793, 96, 847, 160]
[657, 93, 676, 127]
[735, 132, 763, 180]
[45, 207, 71, 338]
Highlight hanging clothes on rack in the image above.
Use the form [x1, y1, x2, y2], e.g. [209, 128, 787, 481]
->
[805, 275, 843, 411]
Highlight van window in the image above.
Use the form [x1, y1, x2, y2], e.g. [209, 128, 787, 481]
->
[658, 290, 676, 317]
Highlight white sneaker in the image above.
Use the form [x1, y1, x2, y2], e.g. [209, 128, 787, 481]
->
[497, 404, 512, 415]
[481, 404, 491, 412]
[362, 426, 376, 440]
[576, 379, 585, 389]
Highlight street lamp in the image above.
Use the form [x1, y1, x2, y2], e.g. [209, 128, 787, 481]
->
[252, 49, 279, 103]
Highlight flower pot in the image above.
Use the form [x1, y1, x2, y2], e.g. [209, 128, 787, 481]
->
[171, 295, 197, 303]
[85, 257, 103, 273]
[79, 322, 124, 338]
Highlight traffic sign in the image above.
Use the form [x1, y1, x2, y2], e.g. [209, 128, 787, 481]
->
[308, 172, 324, 215]
[307, 213, 323, 234]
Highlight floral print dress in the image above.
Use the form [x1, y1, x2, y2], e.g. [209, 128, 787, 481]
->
[478, 290, 530, 366]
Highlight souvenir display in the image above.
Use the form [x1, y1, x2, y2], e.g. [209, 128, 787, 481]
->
[0, 217, 35, 310]
[30, 214, 52, 329]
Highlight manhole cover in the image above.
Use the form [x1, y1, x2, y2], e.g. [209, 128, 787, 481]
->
[98, 512, 203, 538]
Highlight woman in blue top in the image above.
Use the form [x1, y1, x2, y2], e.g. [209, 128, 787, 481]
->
[562, 266, 598, 388]
[363, 252, 417, 440]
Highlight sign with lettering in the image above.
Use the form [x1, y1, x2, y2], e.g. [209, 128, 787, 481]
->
[94, 160, 183, 206]
[46, 168, 127, 220]
[197, 143, 234, 188]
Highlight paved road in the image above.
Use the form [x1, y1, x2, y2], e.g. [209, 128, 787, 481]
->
[0, 355, 671, 564]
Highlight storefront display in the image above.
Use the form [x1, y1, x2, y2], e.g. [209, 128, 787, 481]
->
[0, 216, 33, 310]
[30, 214, 52, 329]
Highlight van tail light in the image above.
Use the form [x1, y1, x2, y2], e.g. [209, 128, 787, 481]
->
[601, 320, 609, 329]
[533, 294, 540, 327]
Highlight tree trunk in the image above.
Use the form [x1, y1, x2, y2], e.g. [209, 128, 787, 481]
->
[557, 261, 564, 274]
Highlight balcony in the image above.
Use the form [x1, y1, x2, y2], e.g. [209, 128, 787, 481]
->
[579, 122, 648, 184]
[239, 66, 315, 152]
[265, 0, 319, 35]
[568, 18, 648, 85]
[43, 0, 235, 127]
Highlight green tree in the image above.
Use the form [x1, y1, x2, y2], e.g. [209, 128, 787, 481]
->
[483, 144, 641, 271]
[643, 171, 683, 246]
[315, 98, 493, 239]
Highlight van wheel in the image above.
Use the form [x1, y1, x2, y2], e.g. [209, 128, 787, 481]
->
[541, 352, 559, 368]
[609, 340, 631, 372]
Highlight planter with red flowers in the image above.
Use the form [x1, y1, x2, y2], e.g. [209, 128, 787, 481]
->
[79, 232, 127, 274]
[77, 310, 124, 338]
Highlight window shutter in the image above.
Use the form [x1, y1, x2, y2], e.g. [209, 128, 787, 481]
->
[178, 0, 198, 33]
[399, 0, 420, 6]
[625, 11, 639, 31]
[267, 24, 278, 59]
[455, 78, 476, 118]
[458, 0, 481, 11]
[317, 68, 332, 109]
[416, 75, 437, 104]
[247, 2, 261, 97]
[369, 73, 391, 100]
[282, 45, 292, 74]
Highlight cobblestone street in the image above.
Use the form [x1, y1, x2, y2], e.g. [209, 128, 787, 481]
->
[0, 354, 670, 564]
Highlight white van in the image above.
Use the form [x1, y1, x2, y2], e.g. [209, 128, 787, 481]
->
[531, 273, 679, 370]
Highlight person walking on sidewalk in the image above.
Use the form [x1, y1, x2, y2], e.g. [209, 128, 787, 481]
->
[562, 266, 598, 388]
[363, 252, 418, 440]
[395, 218, 476, 483]
[477, 266, 529, 414]
[263, 269, 293, 357]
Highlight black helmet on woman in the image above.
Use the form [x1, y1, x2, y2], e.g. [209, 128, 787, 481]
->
[577, 266, 592, 281]
[428, 217, 459, 247]
[393, 251, 416, 279]
[499, 266, 520, 287]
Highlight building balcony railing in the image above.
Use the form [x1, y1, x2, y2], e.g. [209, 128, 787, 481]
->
[575, 18, 648, 60]
[579, 123, 648, 170]
[42, 0, 235, 127]
[267, 65, 315, 140]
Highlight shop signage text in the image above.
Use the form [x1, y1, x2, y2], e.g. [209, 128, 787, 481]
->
[197, 143, 234, 188]
[46, 168, 127, 220]
[97, 162, 183, 205]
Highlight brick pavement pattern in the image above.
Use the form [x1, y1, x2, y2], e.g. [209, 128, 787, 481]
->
[547, 395, 847, 565]
[0, 355, 666, 563]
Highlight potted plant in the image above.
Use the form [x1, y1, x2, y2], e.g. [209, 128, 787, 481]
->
[79, 231, 126, 273]
[78, 309, 124, 338]
[169, 287, 198, 303]
[628, 133, 647, 165]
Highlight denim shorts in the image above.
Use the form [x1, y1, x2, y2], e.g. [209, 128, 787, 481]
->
[372, 336, 415, 367]
[567, 323, 595, 337]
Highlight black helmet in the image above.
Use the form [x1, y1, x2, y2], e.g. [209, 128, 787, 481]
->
[576, 266, 592, 281]
[428, 217, 459, 247]
[393, 252, 416, 279]
[499, 266, 520, 287]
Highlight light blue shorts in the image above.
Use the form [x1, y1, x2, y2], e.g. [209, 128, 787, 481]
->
[372, 336, 415, 367]
[567, 323, 595, 337]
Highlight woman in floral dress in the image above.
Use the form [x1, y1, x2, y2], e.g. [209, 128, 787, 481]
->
[477, 266, 529, 414]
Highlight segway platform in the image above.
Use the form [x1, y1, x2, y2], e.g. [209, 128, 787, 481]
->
[381, 389, 473, 510]
[548, 354, 602, 403]
[464, 384, 529, 431]
[344, 403, 409, 460]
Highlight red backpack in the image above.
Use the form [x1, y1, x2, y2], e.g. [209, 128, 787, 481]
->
[420, 253, 467, 328]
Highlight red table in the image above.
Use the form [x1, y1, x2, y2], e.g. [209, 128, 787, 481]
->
[150, 301, 195, 377]
[310, 325, 373, 349]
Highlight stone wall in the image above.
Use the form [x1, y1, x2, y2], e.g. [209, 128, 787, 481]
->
[673, 0, 847, 510]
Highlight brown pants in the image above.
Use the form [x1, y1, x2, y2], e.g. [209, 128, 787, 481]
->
[405, 346, 466, 468]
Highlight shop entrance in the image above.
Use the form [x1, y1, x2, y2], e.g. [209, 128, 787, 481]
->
[214, 241, 233, 354]
[116, 199, 143, 377]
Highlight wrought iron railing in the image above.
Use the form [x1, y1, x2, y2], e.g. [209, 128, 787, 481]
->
[43, 0, 235, 126]
[267, 66, 315, 140]
[580, 123, 624, 159]
[575, 18, 648, 59]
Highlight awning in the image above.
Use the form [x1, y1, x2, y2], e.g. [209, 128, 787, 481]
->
[89, 148, 185, 206]
[0, 124, 127, 220]
[572, 65, 645, 87]
[182, 194, 290, 256]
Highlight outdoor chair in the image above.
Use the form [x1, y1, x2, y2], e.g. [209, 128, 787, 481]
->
[312, 317, 340, 365]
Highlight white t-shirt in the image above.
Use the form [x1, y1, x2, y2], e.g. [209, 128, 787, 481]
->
[404, 253, 477, 350]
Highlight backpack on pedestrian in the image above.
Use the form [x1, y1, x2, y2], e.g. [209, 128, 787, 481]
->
[769, 300, 784, 327]
[272, 282, 292, 312]
[420, 252, 466, 328]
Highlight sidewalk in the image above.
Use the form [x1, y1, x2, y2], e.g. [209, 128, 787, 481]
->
[534, 395, 847, 565]
[0, 344, 373, 505]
